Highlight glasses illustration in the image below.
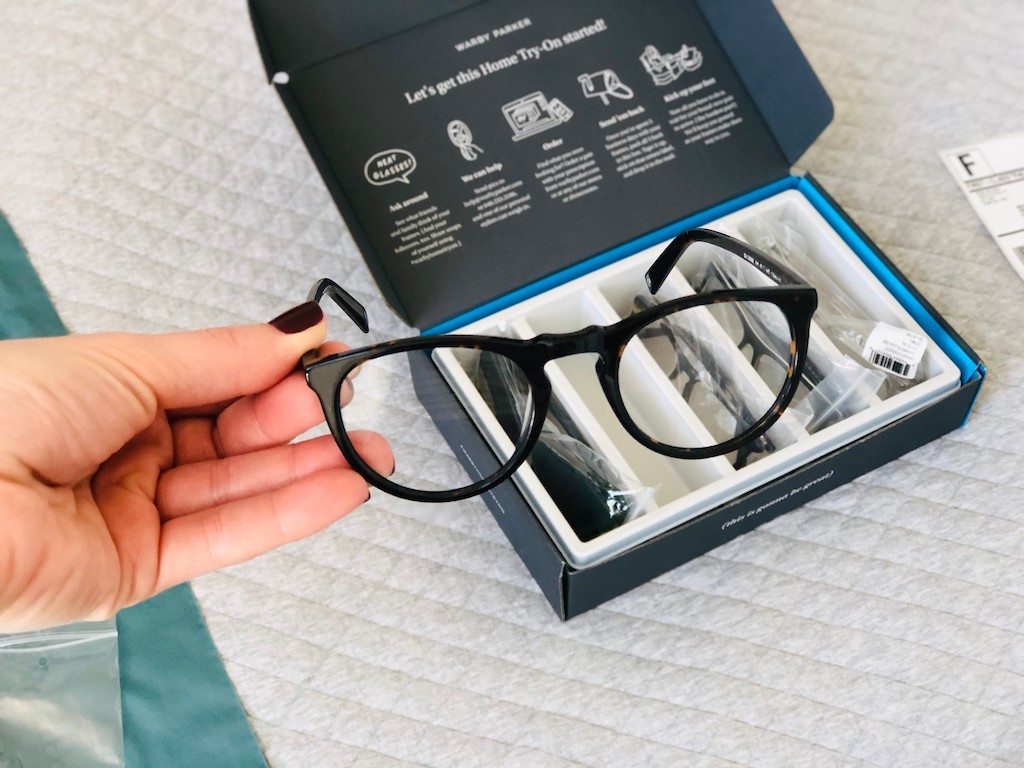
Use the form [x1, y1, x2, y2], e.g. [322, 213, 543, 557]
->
[301, 229, 817, 503]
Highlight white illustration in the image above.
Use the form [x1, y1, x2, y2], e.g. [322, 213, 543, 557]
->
[363, 148, 417, 186]
[577, 69, 635, 106]
[639, 43, 703, 86]
[447, 120, 484, 161]
[501, 92, 574, 141]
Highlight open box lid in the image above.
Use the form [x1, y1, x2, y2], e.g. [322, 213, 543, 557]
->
[250, 0, 832, 329]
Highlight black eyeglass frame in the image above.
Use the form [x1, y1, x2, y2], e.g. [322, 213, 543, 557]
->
[301, 229, 818, 503]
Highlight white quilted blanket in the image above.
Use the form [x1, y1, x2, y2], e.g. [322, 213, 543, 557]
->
[2, 0, 1023, 765]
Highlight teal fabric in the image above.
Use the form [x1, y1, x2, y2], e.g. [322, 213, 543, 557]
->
[117, 586, 268, 768]
[0, 215, 65, 338]
[0, 210, 267, 767]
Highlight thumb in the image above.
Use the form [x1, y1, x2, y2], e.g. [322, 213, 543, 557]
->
[105, 301, 329, 411]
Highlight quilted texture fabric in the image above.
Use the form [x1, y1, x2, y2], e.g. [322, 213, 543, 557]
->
[2, 0, 1023, 765]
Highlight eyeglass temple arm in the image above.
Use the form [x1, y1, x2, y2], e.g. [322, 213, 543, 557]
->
[300, 279, 371, 369]
[307, 278, 370, 333]
[645, 229, 805, 294]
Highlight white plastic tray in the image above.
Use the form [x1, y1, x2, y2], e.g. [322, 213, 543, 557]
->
[438, 189, 962, 567]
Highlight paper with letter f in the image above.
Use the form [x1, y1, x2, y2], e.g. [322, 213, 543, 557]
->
[942, 132, 1024, 283]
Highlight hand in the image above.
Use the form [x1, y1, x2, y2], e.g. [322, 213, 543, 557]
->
[0, 303, 392, 632]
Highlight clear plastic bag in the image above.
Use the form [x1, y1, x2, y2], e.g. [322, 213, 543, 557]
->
[790, 355, 886, 432]
[467, 350, 654, 541]
[0, 620, 124, 768]
[738, 213, 924, 398]
[689, 245, 886, 433]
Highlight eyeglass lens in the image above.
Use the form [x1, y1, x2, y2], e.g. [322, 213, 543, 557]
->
[623, 296, 794, 450]
[631, 293, 777, 468]
[336, 346, 534, 493]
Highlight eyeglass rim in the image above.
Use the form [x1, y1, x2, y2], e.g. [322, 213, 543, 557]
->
[602, 288, 813, 460]
[305, 346, 551, 503]
[646, 227, 807, 293]
[695, 254, 831, 388]
[631, 293, 793, 458]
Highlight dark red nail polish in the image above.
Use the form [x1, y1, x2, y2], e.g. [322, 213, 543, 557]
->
[269, 302, 323, 334]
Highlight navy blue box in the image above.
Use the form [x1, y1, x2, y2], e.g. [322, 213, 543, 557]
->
[250, 0, 984, 618]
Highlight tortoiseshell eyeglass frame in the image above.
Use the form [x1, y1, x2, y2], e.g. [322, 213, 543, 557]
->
[301, 229, 818, 503]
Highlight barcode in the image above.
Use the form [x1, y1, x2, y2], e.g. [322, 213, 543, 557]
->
[870, 351, 909, 376]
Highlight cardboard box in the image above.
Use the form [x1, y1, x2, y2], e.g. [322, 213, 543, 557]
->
[249, 0, 985, 618]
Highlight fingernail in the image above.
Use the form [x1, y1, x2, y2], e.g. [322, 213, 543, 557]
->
[269, 302, 323, 334]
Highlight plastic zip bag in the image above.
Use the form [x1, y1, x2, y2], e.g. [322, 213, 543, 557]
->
[467, 349, 655, 541]
[790, 355, 886, 432]
[0, 620, 124, 768]
[690, 246, 886, 432]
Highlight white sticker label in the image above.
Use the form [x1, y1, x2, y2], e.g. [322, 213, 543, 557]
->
[862, 323, 928, 379]
[940, 132, 1024, 284]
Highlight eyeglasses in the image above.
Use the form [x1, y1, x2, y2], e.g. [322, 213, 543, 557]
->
[690, 249, 889, 431]
[631, 292, 778, 469]
[301, 229, 817, 503]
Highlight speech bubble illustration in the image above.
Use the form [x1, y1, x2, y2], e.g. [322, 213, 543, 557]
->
[364, 149, 417, 185]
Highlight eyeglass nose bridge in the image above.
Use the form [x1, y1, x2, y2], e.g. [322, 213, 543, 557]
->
[533, 323, 617, 360]
[529, 323, 623, 415]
